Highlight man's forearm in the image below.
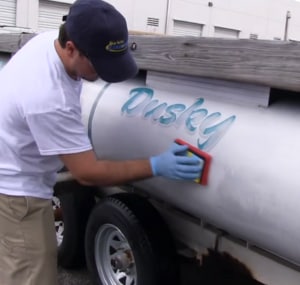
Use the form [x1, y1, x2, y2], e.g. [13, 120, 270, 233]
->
[76, 159, 153, 186]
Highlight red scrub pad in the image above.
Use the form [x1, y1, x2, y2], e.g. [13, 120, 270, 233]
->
[175, 138, 212, 185]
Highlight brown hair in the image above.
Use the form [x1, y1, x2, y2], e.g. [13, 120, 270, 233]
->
[57, 23, 69, 48]
[57, 23, 86, 57]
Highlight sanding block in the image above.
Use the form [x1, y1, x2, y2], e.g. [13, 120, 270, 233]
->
[175, 138, 212, 185]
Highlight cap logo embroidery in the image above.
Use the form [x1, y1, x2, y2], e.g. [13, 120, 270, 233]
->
[105, 40, 127, 53]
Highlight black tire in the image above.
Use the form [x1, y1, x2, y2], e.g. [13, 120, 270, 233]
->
[85, 192, 180, 285]
[54, 180, 96, 269]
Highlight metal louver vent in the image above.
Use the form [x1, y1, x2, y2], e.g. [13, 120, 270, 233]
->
[147, 17, 159, 27]
[214, 26, 239, 39]
[173, 20, 203, 37]
[38, 0, 71, 31]
[0, 0, 16, 26]
[250, 33, 258, 40]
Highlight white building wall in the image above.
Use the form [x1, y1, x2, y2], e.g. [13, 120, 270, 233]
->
[170, 0, 210, 35]
[165, 0, 300, 40]
[101, 0, 135, 29]
[16, 0, 39, 31]
[287, 1, 300, 40]
[105, 0, 300, 40]
[134, 0, 168, 34]
[1, 0, 300, 41]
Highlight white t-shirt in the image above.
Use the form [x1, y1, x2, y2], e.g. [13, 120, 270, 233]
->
[0, 31, 92, 199]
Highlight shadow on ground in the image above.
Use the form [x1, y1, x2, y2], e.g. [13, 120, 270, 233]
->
[58, 250, 265, 285]
[180, 250, 265, 285]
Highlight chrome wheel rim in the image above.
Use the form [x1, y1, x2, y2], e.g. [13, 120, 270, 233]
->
[95, 224, 137, 285]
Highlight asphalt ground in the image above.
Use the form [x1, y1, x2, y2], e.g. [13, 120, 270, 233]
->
[58, 251, 265, 285]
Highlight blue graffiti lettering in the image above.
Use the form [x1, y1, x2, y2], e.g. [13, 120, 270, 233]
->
[198, 113, 236, 150]
[121, 87, 153, 116]
[121, 87, 236, 151]
[160, 104, 186, 125]
[143, 100, 168, 121]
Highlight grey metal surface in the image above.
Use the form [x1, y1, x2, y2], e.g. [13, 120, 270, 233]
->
[80, 77, 300, 268]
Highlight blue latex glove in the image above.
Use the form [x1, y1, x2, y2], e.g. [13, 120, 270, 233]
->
[150, 143, 203, 180]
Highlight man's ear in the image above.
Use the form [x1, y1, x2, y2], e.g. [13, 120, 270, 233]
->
[65, 41, 78, 57]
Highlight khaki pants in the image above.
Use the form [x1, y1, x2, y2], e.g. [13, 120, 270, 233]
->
[0, 194, 58, 285]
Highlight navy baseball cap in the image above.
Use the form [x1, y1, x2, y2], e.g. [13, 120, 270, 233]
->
[64, 0, 138, 82]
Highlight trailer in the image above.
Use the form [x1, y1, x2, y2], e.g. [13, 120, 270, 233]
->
[1, 31, 300, 285]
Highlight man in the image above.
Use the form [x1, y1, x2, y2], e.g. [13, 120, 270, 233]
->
[0, 0, 202, 284]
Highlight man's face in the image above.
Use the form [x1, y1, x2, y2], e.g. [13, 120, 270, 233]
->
[63, 40, 99, 82]
[74, 53, 99, 82]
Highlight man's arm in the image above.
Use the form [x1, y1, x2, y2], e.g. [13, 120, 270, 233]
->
[59, 149, 153, 186]
[59, 143, 203, 186]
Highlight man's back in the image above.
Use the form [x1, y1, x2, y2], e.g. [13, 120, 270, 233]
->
[0, 31, 91, 199]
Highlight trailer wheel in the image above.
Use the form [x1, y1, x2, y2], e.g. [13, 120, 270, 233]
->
[85, 193, 180, 285]
[54, 181, 95, 269]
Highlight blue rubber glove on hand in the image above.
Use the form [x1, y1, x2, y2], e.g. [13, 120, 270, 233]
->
[150, 143, 203, 180]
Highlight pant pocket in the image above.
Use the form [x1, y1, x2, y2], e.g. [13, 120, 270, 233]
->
[8, 196, 29, 221]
